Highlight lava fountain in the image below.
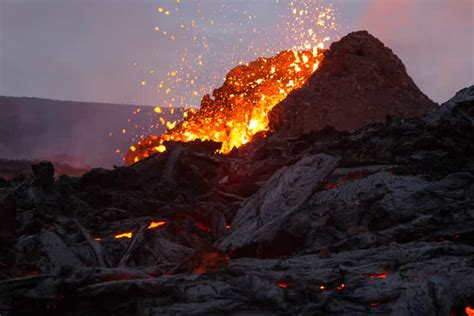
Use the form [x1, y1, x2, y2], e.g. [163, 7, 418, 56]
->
[125, 46, 325, 165]
[124, 1, 337, 165]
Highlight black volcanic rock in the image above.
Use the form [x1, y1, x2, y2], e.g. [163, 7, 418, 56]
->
[0, 86, 471, 315]
[269, 31, 436, 137]
[219, 86, 473, 259]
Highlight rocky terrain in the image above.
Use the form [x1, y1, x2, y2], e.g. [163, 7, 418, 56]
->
[0, 31, 473, 315]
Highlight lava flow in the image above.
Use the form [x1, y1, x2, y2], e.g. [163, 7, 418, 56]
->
[125, 47, 325, 165]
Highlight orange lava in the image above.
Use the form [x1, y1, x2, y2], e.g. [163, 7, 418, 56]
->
[125, 47, 324, 165]
[466, 306, 474, 316]
[114, 232, 133, 239]
[368, 272, 387, 279]
[147, 220, 167, 230]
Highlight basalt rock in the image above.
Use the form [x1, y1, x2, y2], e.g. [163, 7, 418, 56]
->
[269, 31, 436, 137]
[0, 86, 470, 315]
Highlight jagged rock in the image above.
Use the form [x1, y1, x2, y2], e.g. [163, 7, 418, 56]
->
[425, 85, 474, 126]
[0, 86, 471, 314]
[218, 154, 340, 257]
[1, 242, 472, 315]
[269, 31, 436, 137]
[39, 229, 83, 273]
[219, 164, 473, 258]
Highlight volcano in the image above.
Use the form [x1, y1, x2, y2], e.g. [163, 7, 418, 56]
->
[0, 31, 473, 315]
[126, 31, 435, 165]
[270, 31, 436, 136]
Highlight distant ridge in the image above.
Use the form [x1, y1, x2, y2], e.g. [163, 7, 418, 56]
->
[0, 95, 155, 110]
[0, 96, 183, 169]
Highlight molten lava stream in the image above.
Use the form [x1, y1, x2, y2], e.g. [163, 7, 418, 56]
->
[125, 47, 324, 165]
[466, 306, 474, 316]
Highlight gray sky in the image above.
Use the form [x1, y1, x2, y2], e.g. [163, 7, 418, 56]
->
[1, 0, 473, 105]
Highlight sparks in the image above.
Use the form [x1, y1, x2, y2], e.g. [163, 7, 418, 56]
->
[368, 272, 388, 279]
[125, 48, 324, 164]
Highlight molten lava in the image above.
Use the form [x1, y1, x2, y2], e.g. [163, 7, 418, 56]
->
[336, 283, 345, 291]
[147, 220, 166, 230]
[125, 47, 324, 165]
[368, 272, 388, 279]
[466, 306, 474, 316]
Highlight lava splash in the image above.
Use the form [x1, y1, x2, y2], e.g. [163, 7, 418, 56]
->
[125, 47, 324, 165]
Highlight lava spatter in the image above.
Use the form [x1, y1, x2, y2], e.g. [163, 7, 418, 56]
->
[125, 47, 324, 164]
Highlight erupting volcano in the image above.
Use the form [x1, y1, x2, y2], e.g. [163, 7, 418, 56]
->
[125, 47, 325, 165]
[1, 0, 473, 314]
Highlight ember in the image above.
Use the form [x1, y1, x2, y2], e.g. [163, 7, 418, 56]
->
[125, 47, 325, 165]
[147, 220, 166, 230]
[114, 232, 133, 239]
[277, 282, 289, 289]
[368, 272, 387, 279]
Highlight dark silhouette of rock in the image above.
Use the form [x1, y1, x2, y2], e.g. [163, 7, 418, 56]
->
[0, 85, 471, 315]
[31, 161, 55, 188]
[269, 31, 436, 137]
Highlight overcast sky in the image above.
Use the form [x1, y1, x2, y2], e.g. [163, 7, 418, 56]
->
[1, 0, 473, 105]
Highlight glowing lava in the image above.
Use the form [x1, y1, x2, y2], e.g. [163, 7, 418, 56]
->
[125, 47, 324, 165]
[115, 232, 133, 239]
[147, 220, 167, 230]
[122, 0, 338, 164]
[368, 272, 388, 279]
[466, 306, 474, 316]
